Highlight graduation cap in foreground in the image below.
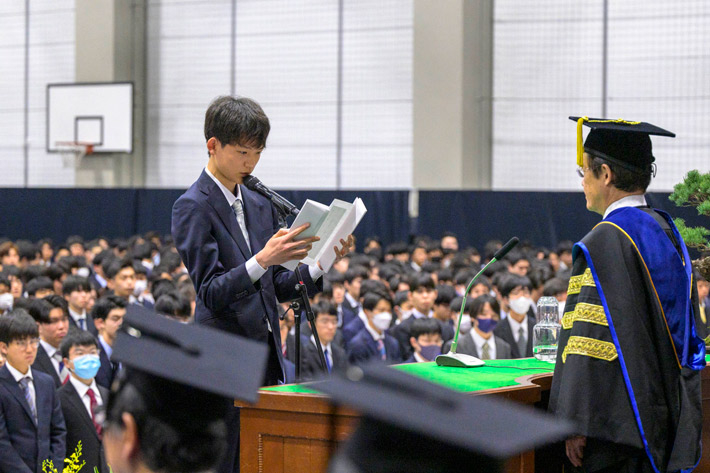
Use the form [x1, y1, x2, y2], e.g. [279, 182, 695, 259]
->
[571, 116, 675, 171]
[107, 304, 269, 428]
[317, 363, 574, 473]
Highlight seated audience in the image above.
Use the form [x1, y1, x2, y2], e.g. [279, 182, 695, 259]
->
[28, 297, 70, 387]
[91, 295, 126, 389]
[405, 317, 443, 363]
[348, 291, 401, 365]
[444, 295, 512, 360]
[298, 301, 347, 380]
[494, 275, 536, 358]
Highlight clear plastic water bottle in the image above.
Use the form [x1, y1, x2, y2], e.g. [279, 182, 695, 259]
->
[533, 296, 561, 362]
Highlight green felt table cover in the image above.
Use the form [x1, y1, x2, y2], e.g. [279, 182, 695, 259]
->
[261, 358, 555, 395]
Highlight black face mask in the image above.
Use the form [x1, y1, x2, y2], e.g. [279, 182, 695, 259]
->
[431, 256, 442, 263]
[442, 248, 455, 256]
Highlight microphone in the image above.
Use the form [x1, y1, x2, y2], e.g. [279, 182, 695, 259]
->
[436, 236, 520, 368]
[243, 175, 300, 217]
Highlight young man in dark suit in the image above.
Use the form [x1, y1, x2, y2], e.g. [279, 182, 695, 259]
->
[171, 96, 352, 473]
[296, 301, 347, 381]
[91, 295, 126, 390]
[348, 291, 402, 365]
[62, 276, 96, 336]
[404, 317, 443, 363]
[0, 310, 66, 473]
[494, 274, 536, 358]
[390, 273, 439, 359]
[444, 295, 513, 360]
[28, 297, 70, 388]
[59, 330, 109, 473]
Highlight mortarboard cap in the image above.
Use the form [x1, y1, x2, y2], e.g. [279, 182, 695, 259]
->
[318, 363, 574, 473]
[571, 116, 675, 171]
[108, 304, 268, 429]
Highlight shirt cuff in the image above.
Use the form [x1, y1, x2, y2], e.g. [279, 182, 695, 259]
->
[246, 256, 268, 284]
[308, 264, 326, 282]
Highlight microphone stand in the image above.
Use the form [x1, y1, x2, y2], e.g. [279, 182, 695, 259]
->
[271, 201, 328, 381]
[292, 266, 329, 382]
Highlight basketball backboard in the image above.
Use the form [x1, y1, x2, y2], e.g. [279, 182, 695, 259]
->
[47, 82, 133, 153]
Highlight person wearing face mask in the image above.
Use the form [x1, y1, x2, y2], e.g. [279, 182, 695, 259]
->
[58, 329, 109, 473]
[494, 275, 535, 358]
[348, 291, 402, 366]
[405, 318, 443, 363]
[131, 263, 154, 309]
[443, 295, 512, 360]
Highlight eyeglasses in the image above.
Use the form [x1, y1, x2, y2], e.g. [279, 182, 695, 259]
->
[13, 338, 40, 349]
[576, 167, 590, 178]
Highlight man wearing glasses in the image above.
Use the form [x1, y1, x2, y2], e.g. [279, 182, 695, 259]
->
[0, 309, 66, 473]
[549, 117, 705, 472]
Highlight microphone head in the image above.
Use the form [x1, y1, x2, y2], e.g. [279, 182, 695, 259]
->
[493, 237, 519, 261]
[242, 174, 260, 190]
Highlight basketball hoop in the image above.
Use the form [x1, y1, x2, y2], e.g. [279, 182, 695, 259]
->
[55, 141, 94, 169]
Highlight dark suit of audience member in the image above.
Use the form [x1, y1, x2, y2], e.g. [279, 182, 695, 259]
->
[348, 328, 402, 365]
[67, 313, 98, 337]
[342, 316, 365, 347]
[391, 316, 453, 360]
[0, 365, 66, 473]
[300, 338, 347, 381]
[31, 344, 62, 388]
[442, 333, 513, 359]
[340, 298, 359, 329]
[94, 346, 117, 390]
[494, 312, 535, 358]
[58, 381, 109, 473]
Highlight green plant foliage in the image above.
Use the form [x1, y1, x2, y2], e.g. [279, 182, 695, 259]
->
[673, 218, 710, 250]
[670, 170, 710, 216]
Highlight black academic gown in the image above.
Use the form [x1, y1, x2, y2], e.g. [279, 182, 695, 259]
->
[549, 206, 704, 472]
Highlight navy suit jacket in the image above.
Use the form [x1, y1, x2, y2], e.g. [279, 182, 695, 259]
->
[342, 316, 365, 347]
[172, 170, 322, 382]
[0, 365, 66, 473]
[493, 314, 536, 358]
[31, 345, 62, 389]
[347, 328, 402, 365]
[94, 345, 116, 390]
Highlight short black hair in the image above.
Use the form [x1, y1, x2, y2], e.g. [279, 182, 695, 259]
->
[362, 291, 394, 312]
[499, 274, 533, 299]
[0, 309, 39, 344]
[62, 275, 91, 295]
[409, 273, 436, 292]
[345, 265, 369, 283]
[359, 279, 389, 301]
[385, 242, 409, 256]
[91, 295, 127, 321]
[434, 285, 456, 306]
[43, 294, 69, 317]
[151, 279, 177, 300]
[60, 329, 98, 359]
[325, 272, 345, 287]
[410, 317, 442, 339]
[154, 293, 191, 319]
[25, 276, 53, 296]
[105, 258, 135, 280]
[28, 298, 53, 324]
[16, 240, 37, 261]
[469, 294, 500, 319]
[589, 155, 652, 193]
[204, 96, 270, 153]
[312, 300, 337, 320]
[543, 277, 569, 297]
[449, 296, 473, 315]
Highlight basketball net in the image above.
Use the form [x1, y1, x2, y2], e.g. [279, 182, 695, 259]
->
[55, 141, 94, 169]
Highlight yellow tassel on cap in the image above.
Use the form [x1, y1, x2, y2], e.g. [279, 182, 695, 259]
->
[576, 116, 588, 166]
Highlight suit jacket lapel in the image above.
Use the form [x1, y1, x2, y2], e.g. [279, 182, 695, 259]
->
[34, 345, 61, 386]
[65, 382, 100, 440]
[0, 366, 37, 426]
[199, 171, 252, 260]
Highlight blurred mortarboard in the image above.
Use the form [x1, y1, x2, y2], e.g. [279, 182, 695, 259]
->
[571, 116, 675, 171]
[317, 363, 574, 473]
[108, 304, 268, 428]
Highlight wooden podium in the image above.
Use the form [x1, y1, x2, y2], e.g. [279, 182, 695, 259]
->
[236, 371, 553, 473]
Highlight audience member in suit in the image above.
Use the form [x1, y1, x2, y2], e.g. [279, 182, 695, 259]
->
[298, 301, 347, 380]
[279, 302, 297, 361]
[89, 250, 112, 294]
[494, 274, 536, 358]
[404, 317, 443, 363]
[91, 295, 126, 390]
[25, 277, 55, 299]
[444, 295, 513, 360]
[105, 259, 152, 310]
[431, 284, 456, 342]
[28, 297, 70, 388]
[0, 310, 66, 473]
[341, 279, 390, 346]
[348, 291, 402, 365]
[327, 272, 351, 328]
[390, 273, 438, 359]
[695, 270, 709, 334]
[62, 275, 98, 335]
[342, 266, 367, 328]
[58, 330, 109, 473]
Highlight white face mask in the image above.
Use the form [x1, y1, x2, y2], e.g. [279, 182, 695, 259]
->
[458, 314, 472, 334]
[509, 296, 533, 316]
[372, 311, 393, 331]
[0, 293, 13, 311]
[76, 267, 90, 278]
[134, 279, 148, 296]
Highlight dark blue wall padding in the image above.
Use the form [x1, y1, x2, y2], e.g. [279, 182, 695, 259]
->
[416, 191, 708, 254]
[0, 188, 410, 250]
[0, 188, 704, 255]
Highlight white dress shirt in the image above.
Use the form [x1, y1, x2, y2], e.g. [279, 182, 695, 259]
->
[507, 314, 528, 343]
[5, 362, 36, 413]
[39, 339, 63, 378]
[603, 194, 647, 219]
[364, 319, 385, 342]
[69, 307, 88, 330]
[470, 330, 497, 359]
[310, 335, 333, 367]
[68, 375, 103, 419]
[204, 167, 325, 283]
